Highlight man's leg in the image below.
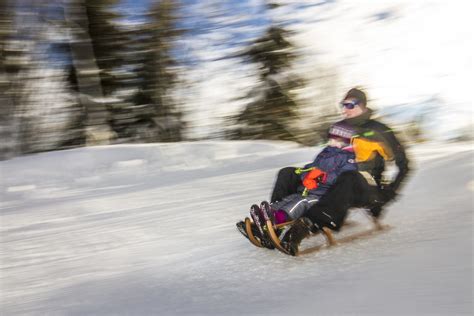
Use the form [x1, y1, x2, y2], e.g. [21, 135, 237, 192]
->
[281, 171, 377, 255]
[270, 167, 300, 203]
[367, 187, 393, 218]
[305, 171, 373, 230]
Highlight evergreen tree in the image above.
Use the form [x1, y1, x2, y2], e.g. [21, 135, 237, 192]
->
[85, 0, 125, 96]
[83, 0, 147, 143]
[97, 0, 185, 143]
[140, 0, 184, 142]
[64, 0, 116, 145]
[230, 26, 303, 142]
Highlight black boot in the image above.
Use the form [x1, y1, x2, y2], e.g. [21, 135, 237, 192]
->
[236, 220, 260, 240]
[281, 217, 315, 256]
[236, 220, 248, 238]
[368, 205, 383, 218]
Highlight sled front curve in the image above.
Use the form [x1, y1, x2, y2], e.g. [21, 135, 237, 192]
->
[265, 220, 293, 255]
[245, 217, 264, 248]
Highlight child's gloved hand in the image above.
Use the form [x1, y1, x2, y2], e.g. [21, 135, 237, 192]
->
[302, 168, 327, 190]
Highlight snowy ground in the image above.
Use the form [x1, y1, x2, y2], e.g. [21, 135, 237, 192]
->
[1, 141, 472, 315]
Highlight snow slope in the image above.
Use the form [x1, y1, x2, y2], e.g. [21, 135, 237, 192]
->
[1, 141, 472, 315]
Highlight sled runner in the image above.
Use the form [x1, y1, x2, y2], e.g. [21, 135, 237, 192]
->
[236, 217, 264, 248]
[266, 217, 390, 256]
[244, 217, 264, 248]
[236, 202, 390, 256]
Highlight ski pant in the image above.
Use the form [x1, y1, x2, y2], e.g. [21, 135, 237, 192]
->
[270, 167, 301, 203]
[270, 168, 381, 230]
[271, 193, 319, 220]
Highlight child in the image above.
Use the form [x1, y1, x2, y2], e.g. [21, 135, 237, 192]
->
[269, 122, 357, 224]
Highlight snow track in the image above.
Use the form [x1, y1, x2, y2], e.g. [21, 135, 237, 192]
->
[1, 141, 472, 315]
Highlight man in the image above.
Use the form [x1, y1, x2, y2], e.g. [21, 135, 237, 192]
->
[273, 88, 410, 255]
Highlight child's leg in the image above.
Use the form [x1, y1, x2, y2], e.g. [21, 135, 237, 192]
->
[270, 167, 300, 203]
[285, 196, 319, 221]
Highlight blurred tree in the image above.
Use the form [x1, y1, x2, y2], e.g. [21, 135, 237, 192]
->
[455, 123, 474, 142]
[0, 1, 87, 155]
[85, 0, 124, 96]
[19, 67, 83, 153]
[229, 26, 303, 142]
[0, 0, 17, 159]
[405, 115, 425, 143]
[90, 0, 185, 143]
[65, 0, 116, 145]
[296, 65, 342, 145]
[82, 0, 146, 143]
[138, 0, 184, 142]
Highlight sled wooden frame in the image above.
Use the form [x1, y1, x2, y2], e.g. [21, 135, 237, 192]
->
[244, 217, 264, 248]
[265, 218, 390, 256]
[244, 217, 297, 249]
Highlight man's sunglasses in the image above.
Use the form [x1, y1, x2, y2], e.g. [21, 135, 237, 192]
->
[340, 100, 360, 109]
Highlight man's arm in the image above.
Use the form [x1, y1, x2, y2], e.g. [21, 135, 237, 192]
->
[371, 121, 410, 191]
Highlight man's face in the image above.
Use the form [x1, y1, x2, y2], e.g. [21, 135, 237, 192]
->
[341, 98, 366, 119]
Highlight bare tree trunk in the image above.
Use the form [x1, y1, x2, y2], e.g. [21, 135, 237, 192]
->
[0, 0, 18, 159]
[0, 72, 17, 159]
[64, 0, 115, 145]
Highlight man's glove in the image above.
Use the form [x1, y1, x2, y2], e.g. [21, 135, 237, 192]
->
[368, 184, 397, 219]
[379, 184, 397, 203]
[369, 205, 383, 218]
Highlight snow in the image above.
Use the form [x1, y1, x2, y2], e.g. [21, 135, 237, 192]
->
[0, 140, 472, 314]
